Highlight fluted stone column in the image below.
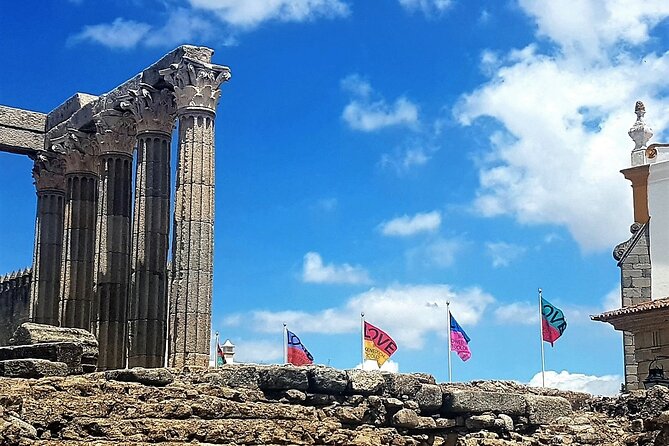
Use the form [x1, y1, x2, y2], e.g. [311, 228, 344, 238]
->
[30, 155, 66, 325]
[126, 86, 175, 368]
[58, 133, 99, 329]
[92, 112, 136, 370]
[161, 57, 231, 367]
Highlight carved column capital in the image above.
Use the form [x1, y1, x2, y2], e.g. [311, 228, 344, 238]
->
[51, 130, 99, 175]
[159, 58, 231, 114]
[95, 110, 136, 156]
[121, 85, 176, 135]
[32, 153, 66, 192]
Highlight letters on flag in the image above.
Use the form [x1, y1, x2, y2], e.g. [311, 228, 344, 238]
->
[449, 313, 471, 362]
[216, 342, 226, 367]
[364, 321, 397, 367]
[541, 297, 567, 346]
[286, 330, 314, 366]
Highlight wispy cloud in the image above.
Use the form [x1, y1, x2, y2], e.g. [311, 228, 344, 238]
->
[529, 370, 622, 396]
[302, 252, 372, 285]
[189, 0, 350, 29]
[233, 339, 283, 363]
[379, 211, 441, 236]
[494, 301, 536, 325]
[341, 74, 419, 132]
[398, 0, 452, 16]
[70, 0, 349, 49]
[379, 146, 431, 175]
[225, 284, 495, 348]
[69, 18, 151, 49]
[406, 237, 463, 269]
[486, 241, 526, 268]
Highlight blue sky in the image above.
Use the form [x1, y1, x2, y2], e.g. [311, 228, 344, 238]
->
[2, 0, 669, 394]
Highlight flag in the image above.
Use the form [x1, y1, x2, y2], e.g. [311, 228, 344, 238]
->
[286, 329, 314, 366]
[541, 297, 567, 346]
[216, 342, 226, 367]
[364, 321, 397, 367]
[449, 312, 471, 362]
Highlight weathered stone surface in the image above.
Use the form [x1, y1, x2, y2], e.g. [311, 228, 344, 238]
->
[525, 394, 572, 425]
[308, 366, 348, 394]
[347, 369, 385, 395]
[203, 365, 260, 389]
[0, 105, 46, 156]
[0, 358, 68, 378]
[383, 372, 423, 398]
[415, 383, 442, 413]
[465, 414, 496, 430]
[0, 342, 84, 374]
[392, 408, 437, 429]
[257, 365, 309, 391]
[105, 367, 174, 386]
[443, 390, 527, 415]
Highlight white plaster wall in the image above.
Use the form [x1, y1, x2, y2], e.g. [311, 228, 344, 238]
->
[648, 160, 669, 299]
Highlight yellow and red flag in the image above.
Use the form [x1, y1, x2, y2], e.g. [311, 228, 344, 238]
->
[364, 321, 397, 367]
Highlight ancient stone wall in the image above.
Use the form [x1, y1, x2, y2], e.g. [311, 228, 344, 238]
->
[0, 365, 668, 445]
[0, 269, 31, 345]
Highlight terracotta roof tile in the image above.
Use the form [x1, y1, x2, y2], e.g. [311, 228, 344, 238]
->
[591, 297, 669, 321]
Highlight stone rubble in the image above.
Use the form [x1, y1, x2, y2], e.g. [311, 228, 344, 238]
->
[0, 364, 666, 444]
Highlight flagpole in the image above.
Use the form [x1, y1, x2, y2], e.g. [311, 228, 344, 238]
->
[361, 312, 365, 369]
[215, 331, 220, 369]
[283, 323, 288, 365]
[538, 288, 546, 387]
[446, 301, 452, 383]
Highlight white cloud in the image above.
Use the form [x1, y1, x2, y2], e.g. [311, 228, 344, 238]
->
[233, 339, 283, 364]
[518, 0, 669, 61]
[189, 0, 350, 29]
[602, 286, 621, 311]
[341, 74, 419, 132]
[486, 241, 526, 268]
[380, 147, 431, 175]
[406, 237, 463, 268]
[529, 370, 622, 396]
[302, 252, 372, 285]
[69, 18, 151, 49]
[228, 284, 495, 349]
[456, 1, 669, 252]
[357, 359, 399, 372]
[399, 0, 452, 16]
[71, 0, 348, 49]
[314, 197, 338, 212]
[379, 211, 441, 236]
[495, 301, 536, 325]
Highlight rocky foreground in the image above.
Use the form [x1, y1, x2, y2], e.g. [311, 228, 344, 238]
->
[0, 364, 668, 445]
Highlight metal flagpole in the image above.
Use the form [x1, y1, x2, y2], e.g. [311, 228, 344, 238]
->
[446, 301, 452, 383]
[215, 331, 220, 368]
[361, 312, 365, 369]
[538, 288, 546, 387]
[283, 323, 288, 365]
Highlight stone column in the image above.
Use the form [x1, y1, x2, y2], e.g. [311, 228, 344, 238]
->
[161, 57, 231, 367]
[30, 154, 66, 325]
[57, 132, 99, 329]
[92, 111, 136, 370]
[125, 86, 175, 368]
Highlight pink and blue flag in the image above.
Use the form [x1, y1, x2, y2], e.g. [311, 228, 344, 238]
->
[449, 313, 471, 362]
[541, 297, 567, 346]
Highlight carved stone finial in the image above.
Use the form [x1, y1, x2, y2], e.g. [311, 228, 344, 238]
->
[629, 100, 653, 152]
[32, 152, 66, 192]
[121, 85, 176, 135]
[95, 110, 136, 155]
[159, 58, 231, 113]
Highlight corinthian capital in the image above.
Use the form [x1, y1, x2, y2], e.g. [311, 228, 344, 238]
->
[32, 152, 66, 192]
[95, 110, 136, 155]
[159, 58, 231, 113]
[121, 85, 176, 135]
[51, 130, 99, 174]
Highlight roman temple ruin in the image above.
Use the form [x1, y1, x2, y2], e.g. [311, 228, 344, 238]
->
[0, 45, 230, 370]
